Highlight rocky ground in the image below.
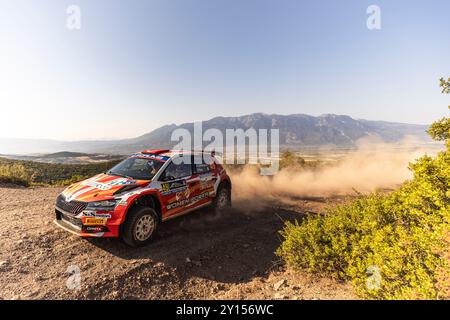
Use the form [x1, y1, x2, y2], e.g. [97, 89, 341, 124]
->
[0, 185, 356, 300]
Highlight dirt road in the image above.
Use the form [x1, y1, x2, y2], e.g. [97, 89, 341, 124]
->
[0, 185, 355, 300]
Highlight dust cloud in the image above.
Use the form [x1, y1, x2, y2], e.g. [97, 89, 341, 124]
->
[229, 136, 440, 210]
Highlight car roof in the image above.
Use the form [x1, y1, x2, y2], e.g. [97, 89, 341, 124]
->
[132, 149, 213, 161]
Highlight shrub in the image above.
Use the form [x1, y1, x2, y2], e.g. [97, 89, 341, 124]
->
[277, 78, 450, 299]
[0, 163, 34, 187]
[277, 152, 449, 299]
[0, 157, 121, 186]
[280, 150, 306, 169]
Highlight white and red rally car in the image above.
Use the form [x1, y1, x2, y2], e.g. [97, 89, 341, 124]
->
[54, 149, 231, 246]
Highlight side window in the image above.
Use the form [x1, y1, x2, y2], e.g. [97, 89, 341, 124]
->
[193, 155, 211, 174]
[161, 161, 192, 181]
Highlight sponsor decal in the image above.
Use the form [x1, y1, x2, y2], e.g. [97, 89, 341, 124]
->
[78, 211, 112, 218]
[108, 179, 136, 186]
[130, 153, 169, 161]
[82, 180, 112, 191]
[198, 174, 216, 190]
[79, 178, 135, 192]
[161, 179, 187, 195]
[176, 188, 191, 201]
[84, 217, 107, 226]
[166, 192, 209, 210]
[200, 180, 214, 190]
[84, 179, 136, 190]
[83, 226, 108, 233]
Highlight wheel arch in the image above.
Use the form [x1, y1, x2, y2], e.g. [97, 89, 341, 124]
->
[123, 192, 163, 223]
[219, 178, 232, 190]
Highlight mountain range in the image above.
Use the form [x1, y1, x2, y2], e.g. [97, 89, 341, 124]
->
[0, 113, 431, 155]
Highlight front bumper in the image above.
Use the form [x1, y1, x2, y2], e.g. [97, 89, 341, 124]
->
[54, 207, 119, 238]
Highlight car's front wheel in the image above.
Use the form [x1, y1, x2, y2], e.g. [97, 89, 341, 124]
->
[121, 206, 159, 247]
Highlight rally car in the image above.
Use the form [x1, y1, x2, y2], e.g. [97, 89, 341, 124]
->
[54, 149, 232, 247]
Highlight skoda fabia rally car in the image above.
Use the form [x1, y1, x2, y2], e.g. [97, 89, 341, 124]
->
[54, 149, 232, 246]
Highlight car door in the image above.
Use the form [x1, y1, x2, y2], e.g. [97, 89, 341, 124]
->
[191, 154, 218, 201]
[157, 156, 196, 218]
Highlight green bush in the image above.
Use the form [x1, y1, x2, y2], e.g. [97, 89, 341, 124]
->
[0, 157, 121, 187]
[280, 150, 306, 169]
[277, 78, 450, 299]
[0, 163, 33, 186]
[277, 151, 449, 299]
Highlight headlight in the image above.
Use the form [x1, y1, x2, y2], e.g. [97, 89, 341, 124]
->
[86, 200, 118, 211]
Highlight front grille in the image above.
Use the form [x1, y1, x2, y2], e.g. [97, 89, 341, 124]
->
[56, 194, 88, 215]
[60, 211, 83, 228]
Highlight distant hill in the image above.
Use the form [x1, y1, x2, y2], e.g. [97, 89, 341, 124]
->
[40, 151, 90, 158]
[3, 151, 124, 164]
[0, 113, 431, 155]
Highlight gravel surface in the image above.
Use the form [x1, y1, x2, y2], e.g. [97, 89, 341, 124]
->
[0, 185, 355, 300]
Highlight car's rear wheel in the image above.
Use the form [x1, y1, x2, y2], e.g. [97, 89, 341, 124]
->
[121, 206, 158, 247]
[213, 185, 231, 213]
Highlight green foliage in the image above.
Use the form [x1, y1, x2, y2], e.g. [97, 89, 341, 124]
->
[432, 78, 450, 145]
[0, 163, 33, 186]
[440, 77, 450, 94]
[277, 77, 450, 299]
[0, 157, 121, 186]
[279, 150, 322, 171]
[428, 111, 450, 143]
[277, 153, 450, 298]
[280, 150, 306, 169]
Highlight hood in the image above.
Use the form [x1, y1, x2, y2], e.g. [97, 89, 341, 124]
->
[61, 173, 148, 202]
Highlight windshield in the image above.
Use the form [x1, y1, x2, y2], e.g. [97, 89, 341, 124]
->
[107, 157, 164, 180]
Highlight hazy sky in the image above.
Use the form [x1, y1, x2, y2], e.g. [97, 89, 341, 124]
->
[1, 0, 449, 140]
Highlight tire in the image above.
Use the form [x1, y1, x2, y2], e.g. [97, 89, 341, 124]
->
[121, 206, 159, 247]
[212, 185, 232, 213]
